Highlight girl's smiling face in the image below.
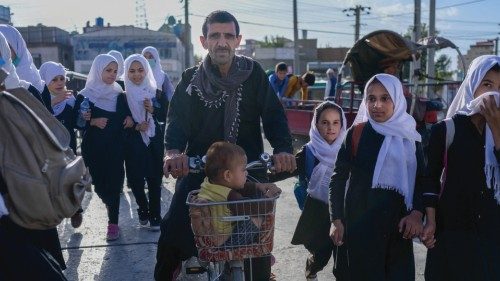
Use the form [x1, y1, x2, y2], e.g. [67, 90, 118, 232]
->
[127, 60, 146, 86]
[317, 108, 342, 144]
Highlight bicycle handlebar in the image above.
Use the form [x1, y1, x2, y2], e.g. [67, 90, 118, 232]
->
[188, 152, 274, 174]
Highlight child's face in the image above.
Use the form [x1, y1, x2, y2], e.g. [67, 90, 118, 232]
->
[101, 62, 118, 85]
[276, 70, 287, 81]
[317, 108, 342, 145]
[366, 82, 395, 123]
[226, 155, 248, 190]
[47, 75, 66, 95]
[474, 69, 500, 98]
[127, 60, 146, 86]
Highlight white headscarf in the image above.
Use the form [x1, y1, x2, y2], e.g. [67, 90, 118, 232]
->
[124, 54, 157, 146]
[108, 50, 125, 80]
[39, 61, 75, 115]
[79, 54, 122, 112]
[141, 46, 165, 90]
[0, 32, 29, 90]
[446, 55, 500, 204]
[0, 24, 44, 92]
[354, 73, 422, 210]
[306, 101, 347, 203]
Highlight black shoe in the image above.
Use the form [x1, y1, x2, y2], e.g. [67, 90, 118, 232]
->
[149, 217, 160, 231]
[137, 209, 149, 226]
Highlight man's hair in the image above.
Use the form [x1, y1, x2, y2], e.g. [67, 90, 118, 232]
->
[205, 142, 246, 181]
[275, 62, 287, 72]
[202, 10, 240, 38]
[302, 72, 316, 86]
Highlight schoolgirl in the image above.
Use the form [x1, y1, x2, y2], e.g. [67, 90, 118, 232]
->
[329, 73, 425, 280]
[0, 24, 46, 106]
[141, 46, 174, 128]
[108, 50, 125, 90]
[39, 61, 77, 153]
[77, 54, 133, 241]
[422, 55, 500, 281]
[0, 33, 67, 279]
[290, 101, 347, 281]
[123, 54, 165, 230]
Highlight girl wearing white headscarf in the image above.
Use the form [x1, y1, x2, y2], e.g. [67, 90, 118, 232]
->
[107, 50, 125, 84]
[39, 61, 77, 152]
[280, 101, 347, 280]
[329, 73, 424, 280]
[141, 46, 174, 131]
[0, 31, 47, 107]
[423, 55, 500, 281]
[78, 54, 133, 241]
[123, 54, 165, 230]
[0, 24, 44, 92]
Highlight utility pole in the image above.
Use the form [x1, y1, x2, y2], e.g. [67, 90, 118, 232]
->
[293, 0, 300, 74]
[426, 0, 436, 96]
[495, 37, 499, 56]
[410, 0, 421, 85]
[343, 5, 371, 43]
[182, 0, 191, 69]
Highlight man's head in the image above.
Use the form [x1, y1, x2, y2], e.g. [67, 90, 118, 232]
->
[275, 62, 288, 81]
[205, 142, 248, 189]
[301, 72, 316, 87]
[200, 11, 242, 71]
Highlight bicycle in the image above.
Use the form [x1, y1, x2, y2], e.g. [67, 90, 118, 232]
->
[184, 153, 279, 281]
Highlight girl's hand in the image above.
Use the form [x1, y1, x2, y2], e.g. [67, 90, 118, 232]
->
[420, 221, 436, 249]
[398, 210, 423, 239]
[480, 95, 500, 148]
[144, 99, 154, 114]
[135, 121, 149, 132]
[82, 110, 92, 121]
[52, 91, 73, 106]
[123, 116, 134, 128]
[330, 220, 344, 246]
[90, 117, 108, 129]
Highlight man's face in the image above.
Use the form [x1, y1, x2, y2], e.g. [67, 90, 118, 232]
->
[200, 22, 242, 67]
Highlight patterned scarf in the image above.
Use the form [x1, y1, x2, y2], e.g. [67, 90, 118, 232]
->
[187, 55, 253, 143]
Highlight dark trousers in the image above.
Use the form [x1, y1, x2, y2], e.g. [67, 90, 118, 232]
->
[125, 132, 163, 220]
[94, 182, 121, 224]
[155, 174, 271, 281]
[0, 217, 67, 281]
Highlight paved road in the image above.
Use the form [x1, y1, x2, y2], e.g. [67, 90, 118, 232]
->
[60, 143, 427, 280]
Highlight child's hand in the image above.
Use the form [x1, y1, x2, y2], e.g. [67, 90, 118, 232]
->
[144, 99, 154, 114]
[83, 110, 92, 121]
[135, 121, 149, 132]
[90, 117, 108, 129]
[420, 221, 436, 249]
[123, 116, 134, 128]
[51, 91, 73, 106]
[330, 220, 344, 246]
[256, 183, 281, 197]
[398, 210, 423, 239]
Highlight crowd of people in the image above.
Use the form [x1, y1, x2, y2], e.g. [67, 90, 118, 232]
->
[0, 9, 498, 281]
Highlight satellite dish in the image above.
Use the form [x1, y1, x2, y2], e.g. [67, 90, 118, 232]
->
[167, 16, 176, 26]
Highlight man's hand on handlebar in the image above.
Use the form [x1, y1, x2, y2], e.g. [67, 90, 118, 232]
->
[272, 152, 296, 173]
[163, 149, 189, 178]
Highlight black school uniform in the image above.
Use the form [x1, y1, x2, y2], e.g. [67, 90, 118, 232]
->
[423, 114, 500, 281]
[330, 122, 425, 281]
[41, 86, 77, 153]
[76, 93, 130, 224]
[124, 91, 167, 223]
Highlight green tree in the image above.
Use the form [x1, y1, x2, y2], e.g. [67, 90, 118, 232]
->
[260, 35, 287, 48]
[435, 54, 453, 80]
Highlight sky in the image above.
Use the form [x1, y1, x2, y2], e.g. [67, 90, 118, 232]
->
[3, 0, 499, 69]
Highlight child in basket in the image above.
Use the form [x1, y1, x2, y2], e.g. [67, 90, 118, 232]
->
[196, 141, 281, 247]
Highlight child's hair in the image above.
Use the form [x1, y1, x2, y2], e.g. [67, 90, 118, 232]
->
[314, 102, 344, 128]
[275, 62, 287, 72]
[205, 142, 246, 181]
[302, 72, 316, 86]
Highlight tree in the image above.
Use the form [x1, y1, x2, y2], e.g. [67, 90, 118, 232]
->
[435, 54, 453, 80]
[259, 35, 288, 48]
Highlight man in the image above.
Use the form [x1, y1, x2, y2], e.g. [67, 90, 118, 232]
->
[269, 62, 289, 98]
[155, 10, 296, 281]
[324, 68, 337, 100]
[284, 71, 316, 100]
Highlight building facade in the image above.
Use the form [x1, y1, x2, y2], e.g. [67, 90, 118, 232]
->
[72, 19, 185, 84]
[459, 40, 495, 73]
[18, 24, 74, 69]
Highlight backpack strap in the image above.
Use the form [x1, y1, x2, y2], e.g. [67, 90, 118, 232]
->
[439, 118, 455, 197]
[351, 122, 366, 159]
[304, 145, 315, 180]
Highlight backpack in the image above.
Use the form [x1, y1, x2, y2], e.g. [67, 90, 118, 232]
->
[0, 81, 91, 230]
